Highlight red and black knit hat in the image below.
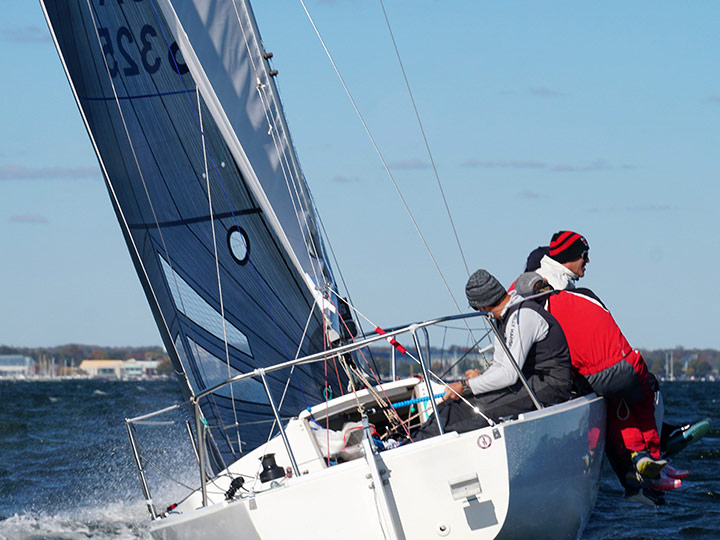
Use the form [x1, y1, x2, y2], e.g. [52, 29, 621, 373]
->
[548, 231, 589, 263]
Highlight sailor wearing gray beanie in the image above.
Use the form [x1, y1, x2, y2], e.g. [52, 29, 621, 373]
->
[412, 267, 572, 442]
[465, 269, 507, 310]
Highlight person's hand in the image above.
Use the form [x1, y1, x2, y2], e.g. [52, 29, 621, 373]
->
[443, 381, 464, 401]
[465, 369, 482, 380]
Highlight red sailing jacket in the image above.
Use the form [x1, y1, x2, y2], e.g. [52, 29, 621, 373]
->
[545, 288, 634, 376]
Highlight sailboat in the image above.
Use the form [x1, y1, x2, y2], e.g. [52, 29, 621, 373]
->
[40, 1, 605, 538]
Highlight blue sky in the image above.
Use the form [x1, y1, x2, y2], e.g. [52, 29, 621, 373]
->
[1, 1, 719, 349]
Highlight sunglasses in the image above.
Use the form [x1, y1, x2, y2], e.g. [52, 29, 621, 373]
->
[581, 250, 589, 262]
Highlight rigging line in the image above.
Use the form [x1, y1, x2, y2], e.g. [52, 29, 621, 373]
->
[149, 0, 310, 328]
[168, 3, 328, 409]
[249, 5, 336, 289]
[326, 295, 412, 439]
[271, 299, 317, 437]
[325, 288, 486, 417]
[87, 2, 236, 454]
[99, 1, 299, 464]
[231, 0, 325, 294]
[379, 0, 484, 342]
[81, 0, 195, 400]
[231, 2, 354, 415]
[378, 0, 470, 278]
[198, 87, 243, 449]
[249, 65, 323, 283]
[254, 80, 324, 290]
[145, 2, 323, 350]
[197, 2, 327, 388]
[299, 0, 467, 318]
[438, 332, 492, 378]
[304, 188, 381, 376]
[151, 2, 317, 379]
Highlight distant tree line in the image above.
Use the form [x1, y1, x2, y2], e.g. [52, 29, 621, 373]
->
[1, 344, 717, 380]
[640, 347, 719, 379]
[366, 345, 720, 381]
[0, 344, 173, 374]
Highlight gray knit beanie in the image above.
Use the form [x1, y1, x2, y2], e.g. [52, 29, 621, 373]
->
[465, 269, 506, 310]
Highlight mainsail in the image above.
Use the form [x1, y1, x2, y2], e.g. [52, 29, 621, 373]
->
[41, 0, 342, 469]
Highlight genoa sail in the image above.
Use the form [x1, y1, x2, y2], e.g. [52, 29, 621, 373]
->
[40, 0, 342, 470]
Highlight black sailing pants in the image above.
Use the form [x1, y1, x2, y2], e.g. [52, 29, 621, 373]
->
[412, 377, 570, 441]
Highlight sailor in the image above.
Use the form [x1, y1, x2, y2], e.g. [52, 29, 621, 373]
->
[513, 272, 685, 505]
[534, 230, 589, 291]
[412, 269, 573, 440]
[524, 245, 550, 273]
[524, 232, 676, 441]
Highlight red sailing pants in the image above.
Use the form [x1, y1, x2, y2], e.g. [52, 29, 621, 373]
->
[605, 351, 661, 459]
[545, 290, 661, 459]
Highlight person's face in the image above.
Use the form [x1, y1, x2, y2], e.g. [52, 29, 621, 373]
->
[479, 303, 502, 319]
[564, 251, 589, 277]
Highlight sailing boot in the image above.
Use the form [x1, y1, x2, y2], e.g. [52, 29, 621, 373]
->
[624, 470, 681, 491]
[661, 419, 710, 458]
[663, 463, 689, 479]
[626, 451, 680, 490]
[630, 451, 667, 479]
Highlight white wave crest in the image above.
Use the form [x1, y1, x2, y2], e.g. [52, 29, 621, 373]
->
[0, 500, 152, 540]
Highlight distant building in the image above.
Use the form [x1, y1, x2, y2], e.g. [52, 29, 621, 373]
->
[78, 359, 125, 379]
[78, 358, 161, 379]
[124, 358, 160, 378]
[0, 355, 35, 378]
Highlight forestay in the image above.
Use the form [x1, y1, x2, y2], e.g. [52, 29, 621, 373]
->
[41, 0, 341, 471]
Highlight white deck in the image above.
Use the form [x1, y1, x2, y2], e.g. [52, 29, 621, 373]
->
[150, 382, 605, 540]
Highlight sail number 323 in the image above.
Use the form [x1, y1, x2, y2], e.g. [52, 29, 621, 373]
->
[98, 24, 189, 79]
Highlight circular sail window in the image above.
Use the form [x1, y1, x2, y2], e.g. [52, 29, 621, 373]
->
[228, 226, 250, 265]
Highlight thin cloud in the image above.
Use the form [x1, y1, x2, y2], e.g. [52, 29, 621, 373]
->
[461, 158, 634, 172]
[332, 175, 360, 183]
[0, 164, 100, 181]
[516, 190, 543, 200]
[551, 160, 635, 172]
[390, 159, 430, 170]
[2, 26, 51, 44]
[530, 87, 564, 97]
[629, 204, 672, 212]
[551, 164, 576, 172]
[461, 160, 546, 169]
[588, 204, 672, 214]
[10, 214, 48, 224]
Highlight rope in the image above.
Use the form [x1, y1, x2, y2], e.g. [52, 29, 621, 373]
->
[325, 290, 493, 425]
[391, 393, 445, 409]
[378, 0, 470, 278]
[87, 1, 240, 453]
[298, 0, 467, 318]
[231, 0, 326, 294]
[198, 87, 243, 451]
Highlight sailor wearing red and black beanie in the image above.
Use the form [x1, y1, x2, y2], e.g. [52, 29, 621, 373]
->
[535, 230, 590, 290]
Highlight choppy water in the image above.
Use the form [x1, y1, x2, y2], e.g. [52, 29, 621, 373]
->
[0, 379, 717, 539]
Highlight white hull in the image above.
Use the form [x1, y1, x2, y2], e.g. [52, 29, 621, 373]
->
[150, 386, 605, 540]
